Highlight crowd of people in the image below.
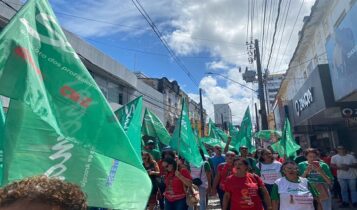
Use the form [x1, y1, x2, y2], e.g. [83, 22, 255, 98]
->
[142, 137, 357, 210]
[0, 139, 356, 210]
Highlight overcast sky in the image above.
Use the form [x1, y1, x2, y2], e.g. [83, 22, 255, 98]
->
[46, 0, 316, 125]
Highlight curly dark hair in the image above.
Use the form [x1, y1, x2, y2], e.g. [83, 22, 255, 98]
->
[0, 176, 87, 210]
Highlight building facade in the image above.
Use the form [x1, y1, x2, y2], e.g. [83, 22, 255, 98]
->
[0, 1, 165, 122]
[275, 0, 357, 153]
[214, 104, 232, 130]
[137, 75, 206, 133]
[266, 73, 284, 112]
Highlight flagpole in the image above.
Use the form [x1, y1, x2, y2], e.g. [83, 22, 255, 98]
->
[176, 99, 185, 171]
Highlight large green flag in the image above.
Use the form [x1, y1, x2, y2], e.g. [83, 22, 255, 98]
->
[170, 99, 203, 167]
[208, 119, 228, 142]
[229, 123, 239, 147]
[0, 99, 5, 183]
[142, 108, 171, 146]
[115, 96, 143, 159]
[0, 0, 150, 208]
[271, 118, 300, 158]
[236, 107, 255, 153]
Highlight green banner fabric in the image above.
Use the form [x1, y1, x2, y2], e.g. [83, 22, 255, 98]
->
[208, 119, 228, 142]
[228, 123, 239, 147]
[115, 96, 143, 159]
[170, 99, 203, 167]
[0, 0, 150, 208]
[142, 108, 171, 146]
[253, 130, 282, 140]
[0, 99, 5, 184]
[236, 107, 255, 153]
[271, 118, 300, 158]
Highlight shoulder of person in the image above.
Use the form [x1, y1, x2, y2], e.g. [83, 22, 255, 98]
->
[273, 160, 283, 165]
[274, 177, 285, 185]
[180, 168, 191, 175]
[298, 161, 308, 166]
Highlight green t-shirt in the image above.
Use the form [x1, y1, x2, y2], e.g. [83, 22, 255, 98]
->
[298, 161, 333, 183]
[147, 149, 161, 161]
[270, 178, 319, 200]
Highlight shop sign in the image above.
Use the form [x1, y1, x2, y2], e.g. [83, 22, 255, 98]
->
[294, 88, 313, 116]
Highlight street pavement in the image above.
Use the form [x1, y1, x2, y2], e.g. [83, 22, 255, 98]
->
[206, 196, 356, 210]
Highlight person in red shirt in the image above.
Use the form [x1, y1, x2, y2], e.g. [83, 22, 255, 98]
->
[223, 157, 272, 210]
[162, 157, 192, 210]
[211, 151, 236, 208]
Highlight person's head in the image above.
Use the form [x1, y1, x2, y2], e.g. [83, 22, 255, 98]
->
[225, 151, 236, 164]
[272, 151, 279, 159]
[239, 146, 248, 157]
[162, 157, 177, 172]
[146, 140, 155, 150]
[336, 146, 346, 155]
[161, 147, 175, 160]
[281, 161, 299, 179]
[214, 146, 222, 156]
[142, 151, 154, 164]
[0, 176, 87, 210]
[259, 149, 273, 163]
[233, 157, 249, 174]
[304, 148, 319, 163]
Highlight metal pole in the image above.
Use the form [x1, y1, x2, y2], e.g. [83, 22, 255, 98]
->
[255, 103, 260, 131]
[199, 88, 205, 137]
[221, 113, 224, 131]
[255, 39, 268, 130]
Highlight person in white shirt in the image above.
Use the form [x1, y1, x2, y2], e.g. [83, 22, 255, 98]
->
[271, 161, 321, 210]
[256, 149, 282, 194]
[331, 146, 357, 208]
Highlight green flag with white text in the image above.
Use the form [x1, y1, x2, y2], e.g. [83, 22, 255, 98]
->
[236, 107, 255, 153]
[0, 0, 150, 208]
[170, 99, 202, 167]
[142, 108, 171, 146]
[115, 96, 143, 159]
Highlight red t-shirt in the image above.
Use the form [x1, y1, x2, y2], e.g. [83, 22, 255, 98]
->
[164, 168, 192, 202]
[225, 173, 264, 210]
[217, 163, 234, 191]
[322, 156, 337, 176]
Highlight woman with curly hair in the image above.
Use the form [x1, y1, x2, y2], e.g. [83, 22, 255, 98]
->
[0, 176, 87, 210]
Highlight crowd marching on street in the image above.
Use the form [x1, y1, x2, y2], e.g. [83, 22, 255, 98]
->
[0, 0, 357, 210]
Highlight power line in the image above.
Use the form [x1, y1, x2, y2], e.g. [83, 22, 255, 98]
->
[260, 0, 268, 65]
[272, 0, 292, 73]
[277, 0, 305, 72]
[131, 0, 199, 87]
[266, 0, 283, 70]
[0, 0, 17, 11]
[206, 72, 257, 92]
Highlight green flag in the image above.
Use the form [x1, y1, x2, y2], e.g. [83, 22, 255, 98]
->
[193, 128, 209, 157]
[115, 96, 143, 159]
[228, 123, 239, 146]
[0, 99, 5, 184]
[271, 118, 300, 158]
[142, 108, 171, 146]
[170, 99, 203, 167]
[236, 107, 255, 153]
[208, 119, 228, 142]
[0, 0, 150, 208]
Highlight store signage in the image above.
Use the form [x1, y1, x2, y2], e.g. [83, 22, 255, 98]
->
[294, 88, 313, 116]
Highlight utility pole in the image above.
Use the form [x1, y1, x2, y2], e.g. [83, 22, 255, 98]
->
[255, 103, 260, 131]
[199, 88, 205, 137]
[255, 39, 268, 130]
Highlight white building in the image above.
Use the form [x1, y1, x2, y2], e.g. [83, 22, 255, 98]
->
[266, 73, 284, 112]
[275, 0, 357, 152]
[214, 104, 232, 130]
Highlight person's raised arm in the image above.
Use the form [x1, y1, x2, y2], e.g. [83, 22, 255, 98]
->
[223, 136, 232, 154]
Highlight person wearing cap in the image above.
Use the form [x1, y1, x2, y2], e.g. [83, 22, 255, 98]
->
[145, 140, 161, 161]
[331, 146, 357, 208]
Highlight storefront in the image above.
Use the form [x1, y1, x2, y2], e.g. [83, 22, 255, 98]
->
[326, 2, 357, 152]
[288, 64, 342, 152]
